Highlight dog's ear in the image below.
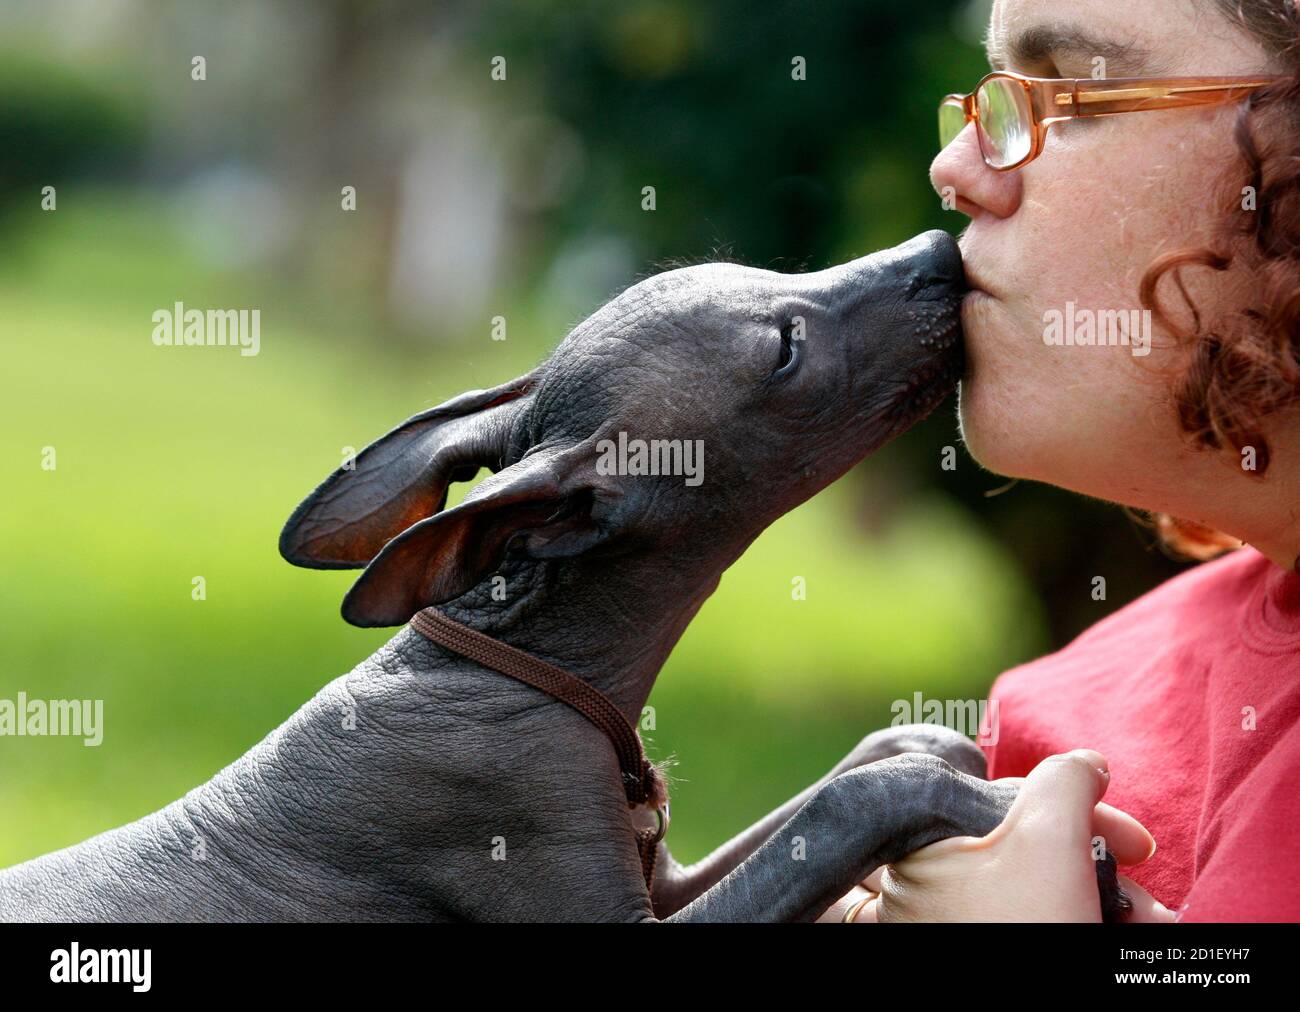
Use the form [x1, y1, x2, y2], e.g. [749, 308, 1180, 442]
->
[340, 441, 625, 627]
[279, 370, 540, 569]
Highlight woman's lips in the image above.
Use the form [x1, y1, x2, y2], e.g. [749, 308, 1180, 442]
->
[959, 289, 994, 381]
[962, 267, 996, 300]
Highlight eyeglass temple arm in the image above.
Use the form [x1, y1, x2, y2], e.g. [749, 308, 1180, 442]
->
[1029, 76, 1282, 124]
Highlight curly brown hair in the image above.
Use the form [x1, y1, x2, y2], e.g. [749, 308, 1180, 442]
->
[1138, 0, 1300, 560]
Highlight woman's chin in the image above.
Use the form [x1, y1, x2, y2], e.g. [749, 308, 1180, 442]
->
[956, 378, 1035, 480]
[957, 300, 1046, 479]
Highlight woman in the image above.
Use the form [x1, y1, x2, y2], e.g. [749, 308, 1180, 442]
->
[834, 0, 1300, 922]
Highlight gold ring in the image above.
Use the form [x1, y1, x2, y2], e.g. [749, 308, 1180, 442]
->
[841, 895, 872, 924]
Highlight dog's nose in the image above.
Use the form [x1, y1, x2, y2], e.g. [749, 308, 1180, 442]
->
[813, 230, 965, 312]
[879, 229, 966, 302]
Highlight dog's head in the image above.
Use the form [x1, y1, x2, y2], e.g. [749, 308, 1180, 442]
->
[280, 230, 964, 626]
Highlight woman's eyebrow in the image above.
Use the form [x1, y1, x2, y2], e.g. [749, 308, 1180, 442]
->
[986, 23, 1154, 76]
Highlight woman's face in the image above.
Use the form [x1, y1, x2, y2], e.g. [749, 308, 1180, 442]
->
[931, 0, 1279, 520]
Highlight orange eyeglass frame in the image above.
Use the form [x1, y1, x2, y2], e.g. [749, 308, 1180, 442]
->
[941, 69, 1286, 171]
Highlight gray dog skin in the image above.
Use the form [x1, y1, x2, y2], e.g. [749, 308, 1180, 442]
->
[0, 230, 1029, 923]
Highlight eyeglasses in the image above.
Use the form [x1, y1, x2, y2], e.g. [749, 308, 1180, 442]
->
[938, 70, 1284, 171]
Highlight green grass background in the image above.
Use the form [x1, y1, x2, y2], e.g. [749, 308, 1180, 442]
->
[0, 193, 1048, 867]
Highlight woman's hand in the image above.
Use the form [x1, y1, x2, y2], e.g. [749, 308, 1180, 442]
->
[827, 749, 1176, 923]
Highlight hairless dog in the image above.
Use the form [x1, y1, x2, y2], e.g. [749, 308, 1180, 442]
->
[0, 230, 1125, 922]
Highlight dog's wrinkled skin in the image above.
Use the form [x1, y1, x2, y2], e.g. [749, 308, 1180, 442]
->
[1, 231, 1052, 923]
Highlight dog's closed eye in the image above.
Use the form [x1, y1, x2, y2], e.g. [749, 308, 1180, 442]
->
[773, 322, 801, 379]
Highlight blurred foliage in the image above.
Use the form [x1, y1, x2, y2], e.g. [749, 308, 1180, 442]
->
[0, 52, 144, 215]
[472, 0, 992, 268]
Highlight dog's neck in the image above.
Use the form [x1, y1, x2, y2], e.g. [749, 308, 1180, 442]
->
[428, 549, 726, 721]
[311, 549, 732, 920]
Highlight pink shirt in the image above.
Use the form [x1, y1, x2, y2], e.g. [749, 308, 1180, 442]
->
[982, 548, 1300, 921]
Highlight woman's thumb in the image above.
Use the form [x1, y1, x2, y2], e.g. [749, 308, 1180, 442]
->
[1007, 749, 1111, 843]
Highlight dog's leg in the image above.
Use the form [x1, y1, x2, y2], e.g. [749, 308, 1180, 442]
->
[652, 724, 986, 916]
[662, 753, 1019, 922]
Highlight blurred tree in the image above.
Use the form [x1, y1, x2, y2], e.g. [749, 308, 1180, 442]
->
[467, 0, 988, 270]
[0, 53, 142, 221]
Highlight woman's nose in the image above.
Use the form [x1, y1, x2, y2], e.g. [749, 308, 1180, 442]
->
[929, 122, 1023, 220]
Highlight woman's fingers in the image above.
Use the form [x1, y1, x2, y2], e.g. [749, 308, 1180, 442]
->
[860, 866, 884, 893]
[817, 885, 878, 923]
[1092, 801, 1157, 865]
[854, 895, 881, 922]
[997, 752, 1159, 881]
[1117, 875, 1177, 923]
